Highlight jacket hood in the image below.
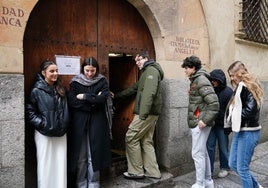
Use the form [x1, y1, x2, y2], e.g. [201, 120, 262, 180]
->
[191, 68, 210, 80]
[143, 60, 164, 80]
[34, 74, 55, 94]
[209, 69, 227, 87]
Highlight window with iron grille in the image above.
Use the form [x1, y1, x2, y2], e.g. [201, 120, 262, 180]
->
[239, 0, 268, 45]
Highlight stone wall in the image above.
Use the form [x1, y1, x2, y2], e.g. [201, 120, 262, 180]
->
[156, 78, 193, 176]
[0, 74, 24, 188]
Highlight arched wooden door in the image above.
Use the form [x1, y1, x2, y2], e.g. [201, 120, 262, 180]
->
[24, 0, 155, 186]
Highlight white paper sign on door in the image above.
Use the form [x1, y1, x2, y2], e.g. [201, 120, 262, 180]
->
[55, 55, 81, 75]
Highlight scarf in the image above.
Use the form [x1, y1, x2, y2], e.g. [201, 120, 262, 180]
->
[70, 73, 105, 86]
[226, 81, 245, 132]
[70, 73, 114, 139]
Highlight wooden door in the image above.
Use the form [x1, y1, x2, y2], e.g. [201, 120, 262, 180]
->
[24, 0, 154, 186]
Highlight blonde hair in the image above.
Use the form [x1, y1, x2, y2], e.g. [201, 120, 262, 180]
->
[228, 61, 263, 107]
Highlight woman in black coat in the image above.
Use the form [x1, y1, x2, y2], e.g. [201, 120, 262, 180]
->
[67, 57, 111, 188]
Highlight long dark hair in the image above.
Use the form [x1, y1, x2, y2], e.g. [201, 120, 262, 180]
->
[40, 60, 66, 98]
[81, 57, 99, 77]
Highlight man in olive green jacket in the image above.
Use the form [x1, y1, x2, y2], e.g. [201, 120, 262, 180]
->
[182, 55, 219, 188]
[114, 52, 164, 179]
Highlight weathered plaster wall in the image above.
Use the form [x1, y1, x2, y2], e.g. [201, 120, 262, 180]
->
[0, 0, 36, 73]
[200, 0, 268, 150]
[130, 0, 210, 79]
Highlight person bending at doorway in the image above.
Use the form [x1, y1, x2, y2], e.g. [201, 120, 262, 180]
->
[67, 57, 111, 188]
[111, 52, 164, 179]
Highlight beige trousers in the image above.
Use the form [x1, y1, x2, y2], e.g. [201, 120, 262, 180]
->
[125, 115, 161, 178]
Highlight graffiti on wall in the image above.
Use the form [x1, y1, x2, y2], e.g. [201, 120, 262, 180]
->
[170, 36, 200, 55]
[0, 6, 25, 27]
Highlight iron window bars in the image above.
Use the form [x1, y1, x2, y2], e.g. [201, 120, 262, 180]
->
[239, 0, 268, 45]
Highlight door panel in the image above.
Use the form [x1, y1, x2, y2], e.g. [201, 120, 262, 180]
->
[109, 55, 137, 151]
[24, 0, 154, 185]
[24, 0, 98, 93]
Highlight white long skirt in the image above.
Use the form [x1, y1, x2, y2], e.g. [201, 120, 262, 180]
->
[35, 131, 67, 188]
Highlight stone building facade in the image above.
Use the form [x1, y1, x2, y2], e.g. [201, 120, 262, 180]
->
[0, 0, 267, 187]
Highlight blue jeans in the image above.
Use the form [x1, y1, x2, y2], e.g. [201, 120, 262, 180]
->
[229, 130, 260, 188]
[207, 126, 230, 173]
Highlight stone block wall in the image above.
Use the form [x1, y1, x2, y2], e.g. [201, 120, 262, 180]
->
[156, 78, 195, 176]
[0, 74, 24, 188]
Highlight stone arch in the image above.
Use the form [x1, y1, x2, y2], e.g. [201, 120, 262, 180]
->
[23, 0, 163, 186]
[128, 0, 165, 60]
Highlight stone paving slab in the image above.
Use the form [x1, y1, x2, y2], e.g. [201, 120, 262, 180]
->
[101, 171, 174, 188]
[173, 141, 268, 188]
[173, 170, 242, 188]
[100, 141, 268, 187]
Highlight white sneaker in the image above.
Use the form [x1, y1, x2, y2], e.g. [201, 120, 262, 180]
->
[191, 183, 205, 188]
[218, 169, 228, 178]
[205, 179, 214, 188]
[258, 185, 263, 188]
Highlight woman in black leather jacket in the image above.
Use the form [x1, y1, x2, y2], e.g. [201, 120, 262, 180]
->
[225, 61, 263, 188]
[26, 60, 69, 188]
